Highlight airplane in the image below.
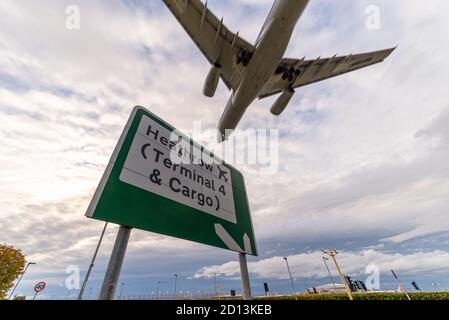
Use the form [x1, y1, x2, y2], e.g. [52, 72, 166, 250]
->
[162, 0, 396, 141]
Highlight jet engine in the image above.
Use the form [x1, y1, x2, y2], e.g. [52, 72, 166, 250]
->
[203, 64, 221, 98]
[270, 88, 295, 116]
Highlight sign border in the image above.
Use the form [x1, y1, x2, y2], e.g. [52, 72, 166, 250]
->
[34, 281, 46, 293]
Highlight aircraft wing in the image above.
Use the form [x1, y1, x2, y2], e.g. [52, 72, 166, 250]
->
[163, 0, 254, 90]
[258, 48, 396, 99]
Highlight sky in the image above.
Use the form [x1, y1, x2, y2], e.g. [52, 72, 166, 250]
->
[1, 0, 449, 299]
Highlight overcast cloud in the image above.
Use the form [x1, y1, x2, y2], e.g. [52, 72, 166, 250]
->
[1, 0, 448, 298]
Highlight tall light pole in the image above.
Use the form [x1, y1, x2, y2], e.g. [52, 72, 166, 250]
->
[174, 274, 178, 300]
[156, 280, 167, 299]
[118, 282, 125, 300]
[322, 249, 353, 300]
[213, 273, 218, 299]
[8, 262, 36, 299]
[322, 256, 337, 291]
[212, 272, 226, 299]
[283, 257, 297, 300]
[78, 222, 108, 300]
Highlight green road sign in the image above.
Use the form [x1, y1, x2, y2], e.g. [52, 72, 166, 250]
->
[86, 106, 257, 256]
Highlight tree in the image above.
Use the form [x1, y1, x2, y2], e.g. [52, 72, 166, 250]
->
[0, 244, 26, 300]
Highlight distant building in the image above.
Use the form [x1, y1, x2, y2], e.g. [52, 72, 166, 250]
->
[305, 283, 346, 294]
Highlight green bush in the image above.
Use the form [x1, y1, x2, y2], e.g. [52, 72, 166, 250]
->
[260, 292, 449, 300]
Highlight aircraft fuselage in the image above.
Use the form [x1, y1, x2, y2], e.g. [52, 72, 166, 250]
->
[218, 0, 309, 139]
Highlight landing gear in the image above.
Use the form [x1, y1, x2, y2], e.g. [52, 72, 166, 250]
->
[237, 49, 253, 66]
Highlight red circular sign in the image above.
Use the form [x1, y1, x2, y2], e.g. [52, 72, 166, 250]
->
[34, 282, 46, 293]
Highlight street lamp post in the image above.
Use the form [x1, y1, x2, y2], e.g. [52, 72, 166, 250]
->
[118, 282, 125, 300]
[283, 257, 297, 300]
[78, 222, 108, 300]
[322, 256, 337, 291]
[156, 281, 167, 299]
[213, 273, 218, 299]
[174, 274, 178, 300]
[212, 272, 227, 299]
[156, 281, 161, 298]
[8, 262, 36, 299]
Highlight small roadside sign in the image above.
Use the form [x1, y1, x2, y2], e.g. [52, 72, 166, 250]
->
[33, 281, 46, 300]
[34, 282, 46, 293]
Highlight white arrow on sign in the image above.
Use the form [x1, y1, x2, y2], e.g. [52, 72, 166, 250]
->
[214, 224, 252, 255]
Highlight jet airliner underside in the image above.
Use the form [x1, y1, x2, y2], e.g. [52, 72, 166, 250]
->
[163, 0, 395, 141]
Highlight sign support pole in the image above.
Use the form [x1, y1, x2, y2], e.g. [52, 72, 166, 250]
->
[238, 252, 252, 300]
[98, 225, 132, 300]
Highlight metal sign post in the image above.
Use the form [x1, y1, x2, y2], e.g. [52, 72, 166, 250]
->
[239, 253, 252, 300]
[98, 226, 132, 300]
